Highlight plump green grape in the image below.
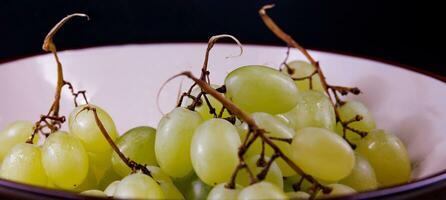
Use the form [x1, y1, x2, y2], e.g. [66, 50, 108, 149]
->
[282, 60, 324, 92]
[0, 121, 35, 162]
[286, 191, 310, 200]
[114, 173, 164, 199]
[284, 90, 335, 132]
[356, 129, 411, 187]
[241, 112, 295, 177]
[80, 190, 107, 197]
[225, 65, 299, 114]
[336, 101, 376, 144]
[112, 126, 157, 177]
[191, 118, 240, 186]
[207, 183, 241, 200]
[238, 181, 287, 200]
[237, 155, 283, 189]
[104, 180, 120, 197]
[316, 183, 356, 199]
[339, 153, 378, 191]
[41, 131, 89, 189]
[291, 127, 355, 182]
[146, 166, 185, 200]
[0, 143, 47, 187]
[155, 107, 203, 178]
[174, 173, 212, 200]
[184, 84, 230, 120]
[68, 104, 118, 153]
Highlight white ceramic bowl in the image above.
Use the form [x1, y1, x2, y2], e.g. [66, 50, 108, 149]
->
[1, 43, 446, 199]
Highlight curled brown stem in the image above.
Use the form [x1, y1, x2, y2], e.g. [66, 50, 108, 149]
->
[259, 4, 367, 142]
[78, 106, 151, 177]
[170, 71, 331, 193]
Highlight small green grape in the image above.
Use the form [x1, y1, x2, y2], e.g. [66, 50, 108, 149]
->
[207, 183, 241, 200]
[0, 121, 35, 162]
[340, 153, 378, 192]
[237, 155, 283, 189]
[237, 181, 287, 200]
[114, 173, 164, 199]
[336, 101, 376, 144]
[282, 60, 324, 92]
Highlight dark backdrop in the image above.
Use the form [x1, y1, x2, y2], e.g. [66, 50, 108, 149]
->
[0, 1, 443, 75]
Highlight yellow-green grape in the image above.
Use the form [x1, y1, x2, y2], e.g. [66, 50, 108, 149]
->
[237, 155, 283, 189]
[112, 126, 157, 177]
[68, 104, 119, 153]
[98, 167, 121, 190]
[286, 191, 310, 200]
[291, 127, 355, 182]
[207, 183, 241, 200]
[356, 129, 411, 187]
[241, 112, 295, 177]
[191, 118, 240, 186]
[146, 166, 185, 200]
[225, 65, 299, 114]
[283, 175, 312, 193]
[340, 153, 378, 192]
[104, 180, 120, 197]
[0, 121, 35, 162]
[80, 190, 107, 197]
[114, 173, 164, 199]
[155, 107, 203, 178]
[41, 131, 89, 190]
[173, 173, 212, 200]
[284, 90, 335, 132]
[72, 165, 98, 192]
[0, 143, 47, 187]
[88, 149, 112, 180]
[282, 60, 324, 92]
[316, 183, 356, 199]
[184, 84, 230, 120]
[237, 181, 287, 200]
[336, 101, 376, 144]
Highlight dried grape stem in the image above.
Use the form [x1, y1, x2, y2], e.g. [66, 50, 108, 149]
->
[173, 71, 331, 193]
[259, 4, 367, 140]
[79, 106, 151, 177]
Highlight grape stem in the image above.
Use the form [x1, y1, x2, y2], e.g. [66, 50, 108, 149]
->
[26, 14, 89, 143]
[78, 106, 152, 177]
[168, 71, 332, 194]
[259, 4, 368, 147]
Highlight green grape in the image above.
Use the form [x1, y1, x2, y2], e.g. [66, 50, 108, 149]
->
[283, 90, 335, 132]
[282, 60, 324, 92]
[72, 165, 98, 192]
[0, 143, 47, 187]
[339, 153, 378, 192]
[251, 112, 295, 176]
[191, 118, 240, 186]
[98, 167, 121, 190]
[225, 65, 299, 114]
[237, 155, 283, 188]
[146, 165, 185, 199]
[237, 181, 287, 200]
[89, 150, 112, 180]
[0, 121, 35, 162]
[104, 180, 120, 197]
[173, 173, 212, 200]
[80, 190, 107, 197]
[356, 129, 411, 187]
[286, 191, 310, 200]
[41, 131, 89, 190]
[112, 126, 157, 177]
[207, 183, 241, 200]
[336, 101, 376, 144]
[316, 183, 356, 199]
[283, 175, 312, 193]
[68, 104, 118, 153]
[184, 84, 230, 120]
[155, 107, 203, 178]
[114, 173, 164, 199]
[291, 127, 355, 182]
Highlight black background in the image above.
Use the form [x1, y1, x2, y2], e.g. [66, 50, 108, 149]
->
[0, 1, 443, 75]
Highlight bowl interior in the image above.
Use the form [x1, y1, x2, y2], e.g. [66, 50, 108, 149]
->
[1, 43, 446, 183]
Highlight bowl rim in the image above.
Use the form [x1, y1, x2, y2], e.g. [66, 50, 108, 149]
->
[1, 42, 445, 200]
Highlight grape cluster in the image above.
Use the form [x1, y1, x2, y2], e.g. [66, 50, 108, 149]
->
[0, 5, 412, 200]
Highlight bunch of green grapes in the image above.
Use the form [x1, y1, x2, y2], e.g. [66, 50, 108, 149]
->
[0, 9, 413, 200]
